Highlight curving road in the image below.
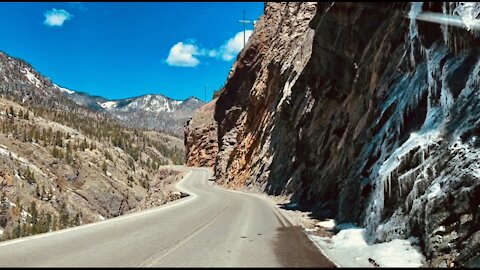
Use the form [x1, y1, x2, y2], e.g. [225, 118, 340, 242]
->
[0, 167, 334, 267]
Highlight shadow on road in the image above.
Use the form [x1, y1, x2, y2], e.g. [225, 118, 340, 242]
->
[273, 225, 336, 268]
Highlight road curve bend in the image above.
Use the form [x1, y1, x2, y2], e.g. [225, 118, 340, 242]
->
[0, 167, 335, 267]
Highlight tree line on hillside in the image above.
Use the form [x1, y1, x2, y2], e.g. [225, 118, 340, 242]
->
[0, 105, 185, 166]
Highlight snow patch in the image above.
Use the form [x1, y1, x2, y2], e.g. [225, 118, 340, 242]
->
[317, 219, 336, 230]
[54, 84, 75, 94]
[20, 210, 31, 222]
[427, 182, 441, 200]
[310, 225, 425, 267]
[100, 101, 118, 109]
[22, 68, 42, 88]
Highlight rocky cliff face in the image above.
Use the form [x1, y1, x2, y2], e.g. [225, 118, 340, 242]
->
[184, 99, 218, 167]
[214, 2, 317, 190]
[202, 2, 480, 266]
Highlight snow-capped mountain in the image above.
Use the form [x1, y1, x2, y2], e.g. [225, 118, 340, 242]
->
[0, 50, 205, 136]
[97, 94, 200, 113]
[97, 94, 204, 136]
[64, 92, 205, 136]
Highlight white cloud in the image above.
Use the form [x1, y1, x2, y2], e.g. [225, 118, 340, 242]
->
[165, 30, 253, 67]
[44, 8, 73, 27]
[166, 42, 201, 67]
[219, 30, 253, 61]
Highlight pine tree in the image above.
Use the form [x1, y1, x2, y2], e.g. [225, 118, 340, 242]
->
[13, 196, 21, 217]
[66, 141, 73, 163]
[102, 161, 108, 173]
[0, 191, 7, 212]
[24, 168, 35, 185]
[74, 213, 80, 226]
[8, 106, 14, 117]
[59, 202, 69, 229]
[41, 185, 46, 200]
[30, 201, 38, 225]
[12, 222, 20, 239]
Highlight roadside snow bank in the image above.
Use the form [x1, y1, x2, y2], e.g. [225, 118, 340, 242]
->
[308, 223, 425, 267]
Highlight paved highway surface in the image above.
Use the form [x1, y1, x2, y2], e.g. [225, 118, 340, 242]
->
[0, 167, 335, 267]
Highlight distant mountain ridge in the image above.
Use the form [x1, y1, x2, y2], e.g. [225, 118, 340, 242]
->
[0, 50, 187, 243]
[0, 50, 205, 136]
[63, 90, 205, 136]
[0, 51, 82, 111]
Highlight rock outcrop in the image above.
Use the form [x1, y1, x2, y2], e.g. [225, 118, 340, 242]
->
[130, 168, 185, 211]
[214, 2, 317, 190]
[186, 2, 480, 267]
[184, 99, 218, 167]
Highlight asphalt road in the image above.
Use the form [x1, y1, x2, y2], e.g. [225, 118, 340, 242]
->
[0, 167, 335, 267]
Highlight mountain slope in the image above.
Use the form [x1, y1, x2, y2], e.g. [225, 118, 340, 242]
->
[0, 50, 205, 137]
[0, 52, 84, 112]
[0, 50, 187, 242]
[65, 91, 108, 111]
[96, 94, 204, 136]
[63, 91, 204, 137]
[0, 95, 185, 241]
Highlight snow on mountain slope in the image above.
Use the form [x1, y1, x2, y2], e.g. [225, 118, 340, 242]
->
[99, 101, 119, 109]
[53, 84, 75, 94]
[98, 94, 204, 136]
[62, 91, 205, 136]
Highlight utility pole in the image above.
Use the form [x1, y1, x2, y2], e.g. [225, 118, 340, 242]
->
[204, 84, 209, 102]
[238, 10, 252, 47]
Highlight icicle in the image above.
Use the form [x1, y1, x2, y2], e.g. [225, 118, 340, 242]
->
[408, 2, 424, 69]
[389, 173, 392, 199]
[440, 57, 454, 115]
[440, 2, 457, 46]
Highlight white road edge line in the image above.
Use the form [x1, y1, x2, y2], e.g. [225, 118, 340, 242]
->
[208, 178, 339, 266]
[0, 169, 198, 248]
[306, 234, 341, 267]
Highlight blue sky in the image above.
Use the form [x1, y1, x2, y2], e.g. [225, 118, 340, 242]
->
[0, 2, 263, 101]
